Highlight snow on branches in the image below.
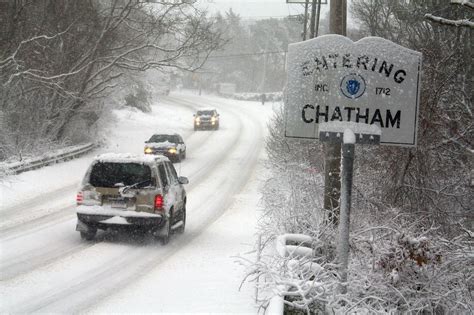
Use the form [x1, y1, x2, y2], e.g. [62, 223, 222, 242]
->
[425, 0, 474, 29]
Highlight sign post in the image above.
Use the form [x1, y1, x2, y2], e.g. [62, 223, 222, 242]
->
[339, 137, 354, 294]
[319, 122, 381, 294]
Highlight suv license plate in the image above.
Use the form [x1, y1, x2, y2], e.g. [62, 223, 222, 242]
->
[111, 201, 127, 209]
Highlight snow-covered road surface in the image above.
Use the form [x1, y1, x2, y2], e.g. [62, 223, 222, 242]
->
[0, 92, 275, 313]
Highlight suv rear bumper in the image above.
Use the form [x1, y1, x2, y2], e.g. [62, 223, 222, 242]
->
[76, 206, 165, 230]
[77, 213, 164, 224]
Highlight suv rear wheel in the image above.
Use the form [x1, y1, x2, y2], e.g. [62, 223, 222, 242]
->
[80, 229, 97, 241]
[176, 206, 186, 234]
[160, 212, 173, 245]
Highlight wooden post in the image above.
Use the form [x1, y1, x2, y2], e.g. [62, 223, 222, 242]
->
[324, 0, 346, 224]
[303, 0, 309, 40]
[315, 0, 322, 37]
[309, 0, 317, 39]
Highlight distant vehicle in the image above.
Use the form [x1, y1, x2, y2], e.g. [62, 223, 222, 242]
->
[144, 133, 186, 163]
[76, 153, 188, 244]
[194, 109, 220, 131]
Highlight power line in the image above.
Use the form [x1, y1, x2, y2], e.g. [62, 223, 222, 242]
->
[238, 14, 300, 19]
[207, 50, 287, 59]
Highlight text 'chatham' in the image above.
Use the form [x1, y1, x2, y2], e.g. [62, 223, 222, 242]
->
[302, 104, 401, 129]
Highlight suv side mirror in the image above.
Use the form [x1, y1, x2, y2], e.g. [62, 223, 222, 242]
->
[145, 140, 149, 143]
[178, 176, 189, 185]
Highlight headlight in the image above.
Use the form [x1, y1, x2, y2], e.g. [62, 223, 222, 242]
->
[211, 117, 216, 122]
[195, 117, 200, 122]
[168, 147, 177, 154]
[144, 147, 153, 154]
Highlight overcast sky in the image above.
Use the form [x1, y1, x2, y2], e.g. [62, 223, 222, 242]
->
[197, 0, 330, 20]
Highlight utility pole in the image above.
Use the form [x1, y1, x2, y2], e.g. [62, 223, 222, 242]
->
[309, 0, 317, 38]
[303, 0, 309, 40]
[315, 0, 322, 37]
[324, 0, 346, 224]
[302, 0, 325, 40]
[329, 0, 346, 36]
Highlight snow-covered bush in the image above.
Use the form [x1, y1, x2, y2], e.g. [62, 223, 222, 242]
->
[124, 82, 152, 113]
[332, 219, 473, 314]
[250, 105, 473, 313]
[243, 247, 338, 313]
[260, 111, 324, 236]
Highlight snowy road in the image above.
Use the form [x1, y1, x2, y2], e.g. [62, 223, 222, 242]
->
[0, 93, 274, 313]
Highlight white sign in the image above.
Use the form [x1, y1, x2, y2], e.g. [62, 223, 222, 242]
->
[285, 35, 422, 146]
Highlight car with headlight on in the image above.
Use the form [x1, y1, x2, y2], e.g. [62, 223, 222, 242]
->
[193, 109, 219, 131]
[144, 133, 186, 162]
[75, 153, 188, 244]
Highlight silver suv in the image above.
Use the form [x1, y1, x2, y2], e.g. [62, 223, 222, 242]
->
[75, 153, 188, 244]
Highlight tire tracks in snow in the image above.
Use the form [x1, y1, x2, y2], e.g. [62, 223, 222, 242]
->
[1, 94, 262, 313]
[0, 97, 208, 240]
[0, 100, 239, 282]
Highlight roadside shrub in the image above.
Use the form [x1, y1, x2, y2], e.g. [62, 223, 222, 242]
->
[249, 106, 473, 314]
[124, 82, 152, 113]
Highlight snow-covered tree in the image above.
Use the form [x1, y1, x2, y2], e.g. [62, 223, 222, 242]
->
[425, 0, 474, 28]
[0, 0, 224, 161]
[187, 11, 303, 94]
[350, 0, 473, 235]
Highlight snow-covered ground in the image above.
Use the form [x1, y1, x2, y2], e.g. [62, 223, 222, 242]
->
[0, 91, 277, 313]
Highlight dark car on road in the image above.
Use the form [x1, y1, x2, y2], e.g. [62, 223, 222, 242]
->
[76, 153, 188, 244]
[194, 109, 219, 131]
[144, 133, 186, 162]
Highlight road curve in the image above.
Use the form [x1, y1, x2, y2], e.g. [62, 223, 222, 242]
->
[0, 93, 268, 313]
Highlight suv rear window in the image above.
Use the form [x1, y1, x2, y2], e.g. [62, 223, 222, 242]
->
[89, 162, 152, 188]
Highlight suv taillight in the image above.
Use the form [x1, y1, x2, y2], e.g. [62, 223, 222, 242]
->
[154, 194, 163, 212]
[76, 192, 84, 205]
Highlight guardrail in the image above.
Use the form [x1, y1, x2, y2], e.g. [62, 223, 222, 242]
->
[2, 142, 95, 175]
[267, 234, 314, 314]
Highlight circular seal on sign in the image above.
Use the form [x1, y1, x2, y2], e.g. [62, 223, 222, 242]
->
[340, 73, 366, 99]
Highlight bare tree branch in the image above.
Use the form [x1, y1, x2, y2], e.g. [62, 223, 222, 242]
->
[425, 14, 474, 28]
[451, 0, 474, 10]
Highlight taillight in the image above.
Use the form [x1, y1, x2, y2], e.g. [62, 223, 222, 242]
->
[154, 194, 163, 212]
[76, 191, 84, 205]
